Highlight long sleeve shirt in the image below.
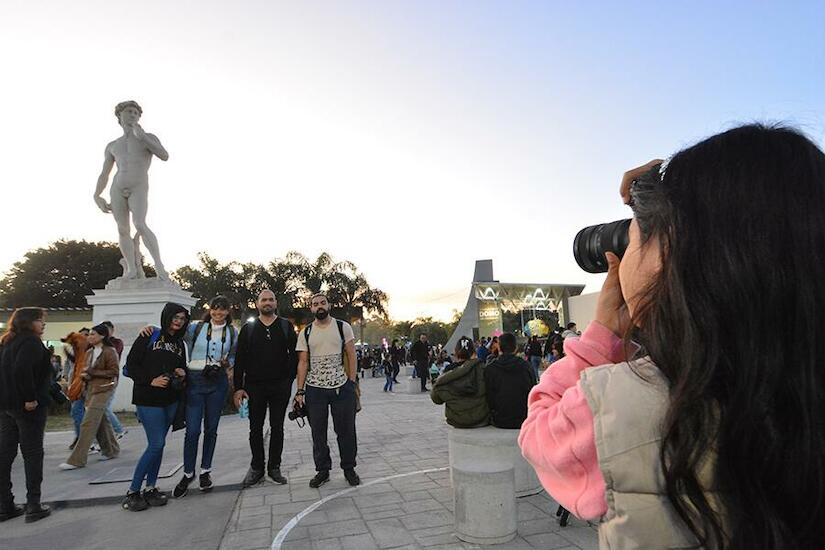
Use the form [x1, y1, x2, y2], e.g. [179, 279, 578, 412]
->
[518, 321, 628, 519]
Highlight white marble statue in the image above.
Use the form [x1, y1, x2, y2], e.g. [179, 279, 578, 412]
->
[94, 100, 169, 280]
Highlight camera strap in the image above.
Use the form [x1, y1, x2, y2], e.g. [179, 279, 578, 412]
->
[204, 322, 227, 363]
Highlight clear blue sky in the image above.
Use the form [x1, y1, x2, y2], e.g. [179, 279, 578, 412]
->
[1, 1, 823, 320]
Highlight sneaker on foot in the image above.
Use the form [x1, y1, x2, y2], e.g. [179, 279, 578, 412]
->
[58, 462, 79, 471]
[199, 472, 213, 492]
[88, 443, 100, 454]
[0, 503, 24, 522]
[98, 454, 116, 462]
[242, 468, 264, 488]
[309, 470, 330, 488]
[344, 469, 361, 486]
[24, 503, 50, 523]
[173, 474, 193, 498]
[142, 487, 168, 507]
[268, 468, 287, 485]
[122, 491, 148, 512]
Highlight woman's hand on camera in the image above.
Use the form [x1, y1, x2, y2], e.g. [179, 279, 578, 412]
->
[620, 159, 664, 205]
[595, 252, 632, 337]
[174, 368, 186, 378]
[150, 375, 169, 388]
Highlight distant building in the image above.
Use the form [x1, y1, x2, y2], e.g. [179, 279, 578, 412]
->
[444, 260, 585, 352]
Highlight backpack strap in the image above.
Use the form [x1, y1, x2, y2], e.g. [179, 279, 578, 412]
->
[191, 321, 206, 347]
[303, 324, 313, 363]
[336, 319, 345, 353]
[147, 328, 162, 349]
[228, 324, 236, 352]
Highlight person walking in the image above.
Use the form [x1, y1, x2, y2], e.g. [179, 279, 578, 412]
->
[100, 321, 126, 440]
[171, 295, 238, 497]
[0, 308, 52, 523]
[121, 303, 190, 512]
[410, 334, 431, 392]
[526, 335, 543, 380]
[389, 339, 402, 383]
[294, 293, 360, 488]
[59, 325, 120, 469]
[520, 126, 825, 548]
[233, 290, 297, 488]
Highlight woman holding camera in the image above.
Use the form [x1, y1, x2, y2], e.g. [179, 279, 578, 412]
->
[172, 296, 237, 498]
[122, 303, 189, 512]
[519, 125, 825, 548]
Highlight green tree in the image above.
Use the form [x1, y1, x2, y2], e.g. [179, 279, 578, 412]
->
[0, 240, 154, 308]
[172, 253, 254, 319]
[409, 317, 450, 345]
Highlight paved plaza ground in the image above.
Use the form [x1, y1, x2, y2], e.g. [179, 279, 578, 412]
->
[2, 375, 597, 550]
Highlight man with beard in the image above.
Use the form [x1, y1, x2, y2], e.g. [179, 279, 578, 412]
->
[233, 290, 297, 488]
[294, 293, 360, 488]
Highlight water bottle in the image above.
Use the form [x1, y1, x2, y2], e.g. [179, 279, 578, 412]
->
[239, 397, 249, 419]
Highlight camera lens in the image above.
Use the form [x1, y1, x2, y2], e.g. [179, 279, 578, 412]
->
[573, 219, 631, 273]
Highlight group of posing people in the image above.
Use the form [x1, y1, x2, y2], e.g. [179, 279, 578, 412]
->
[0, 290, 362, 519]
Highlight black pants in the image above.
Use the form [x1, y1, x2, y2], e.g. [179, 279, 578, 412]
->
[246, 379, 292, 472]
[416, 361, 428, 390]
[305, 381, 357, 472]
[0, 408, 47, 506]
[391, 360, 400, 382]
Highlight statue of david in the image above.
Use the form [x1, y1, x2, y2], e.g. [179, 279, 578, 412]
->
[94, 100, 170, 280]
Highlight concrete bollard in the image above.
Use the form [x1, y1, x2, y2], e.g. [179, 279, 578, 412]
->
[452, 455, 517, 544]
[448, 426, 542, 498]
[403, 365, 416, 377]
[405, 378, 422, 394]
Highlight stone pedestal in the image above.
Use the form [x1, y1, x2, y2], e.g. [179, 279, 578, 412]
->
[86, 278, 196, 412]
[403, 365, 416, 377]
[405, 378, 423, 394]
[448, 425, 542, 497]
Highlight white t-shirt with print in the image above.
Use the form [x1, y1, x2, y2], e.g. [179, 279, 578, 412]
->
[296, 318, 354, 389]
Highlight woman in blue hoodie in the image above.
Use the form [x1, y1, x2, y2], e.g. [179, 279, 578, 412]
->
[122, 303, 190, 512]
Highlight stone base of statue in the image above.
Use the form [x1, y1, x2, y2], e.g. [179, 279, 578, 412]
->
[86, 277, 196, 412]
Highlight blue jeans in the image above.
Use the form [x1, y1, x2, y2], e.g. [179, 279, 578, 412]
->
[105, 390, 123, 435]
[130, 403, 177, 493]
[383, 372, 393, 391]
[184, 371, 228, 475]
[70, 400, 85, 437]
[529, 356, 542, 380]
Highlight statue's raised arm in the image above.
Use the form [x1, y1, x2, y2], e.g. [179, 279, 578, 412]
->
[93, 100, 170, 281]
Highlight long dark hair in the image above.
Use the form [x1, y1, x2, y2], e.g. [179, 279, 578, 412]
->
[0, 307, 45, 345]
[90, 324, 114, 348]
[630, 124, 825, 548]
[201, 295, 234, 324]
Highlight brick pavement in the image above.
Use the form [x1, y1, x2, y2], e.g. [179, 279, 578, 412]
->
[219, 374, 598, 550]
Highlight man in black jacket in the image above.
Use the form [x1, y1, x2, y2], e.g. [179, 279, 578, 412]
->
[409, 334, 431, 392]
[483, 332, 537, 429]
[233, 290, 298, 488]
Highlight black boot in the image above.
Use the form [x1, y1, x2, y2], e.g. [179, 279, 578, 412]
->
[173, 474, 194, 498]
[344, 469, 361, 486]
[242, 468, 264, 488]
[142, 488, 168, 507]
[0, 502, 24, 522]
[199, 472, 213, 492]
[309, 470, 329, 488]
[24, 503, 51, 523]
[268, 468, 287, 485]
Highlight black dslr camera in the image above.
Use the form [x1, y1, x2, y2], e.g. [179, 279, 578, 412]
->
[288, 402, 307, 422]
[573, 164, 661, 273]
[165, 372, 185, 391]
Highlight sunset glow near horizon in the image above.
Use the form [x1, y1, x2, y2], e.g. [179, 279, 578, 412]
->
[1, 1, 823, 321]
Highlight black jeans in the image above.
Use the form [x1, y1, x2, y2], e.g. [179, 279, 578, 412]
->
[0, 408, 47, 506]
[305, 381, 357, 472]
[416, 361, 428, 390]
[247, 379, 293, 472]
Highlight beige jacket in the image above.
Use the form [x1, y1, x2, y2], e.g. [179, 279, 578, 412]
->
[580, 359, 718, 549]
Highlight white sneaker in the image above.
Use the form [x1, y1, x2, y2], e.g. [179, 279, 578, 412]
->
[99, 454, 116, 461]
[59, 463, 79, 471]
[89, 444, 100, 454]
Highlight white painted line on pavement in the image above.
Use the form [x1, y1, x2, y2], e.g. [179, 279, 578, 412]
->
[270, 467, 449, 550]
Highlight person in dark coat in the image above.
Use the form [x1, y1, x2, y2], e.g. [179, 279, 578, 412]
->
[484, 332, 537, 429]
[0, 307, 52, 523]
[410, 334, 431, 392]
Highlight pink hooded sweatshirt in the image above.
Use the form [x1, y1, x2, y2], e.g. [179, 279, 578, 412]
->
[518, 321, 629, 520]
